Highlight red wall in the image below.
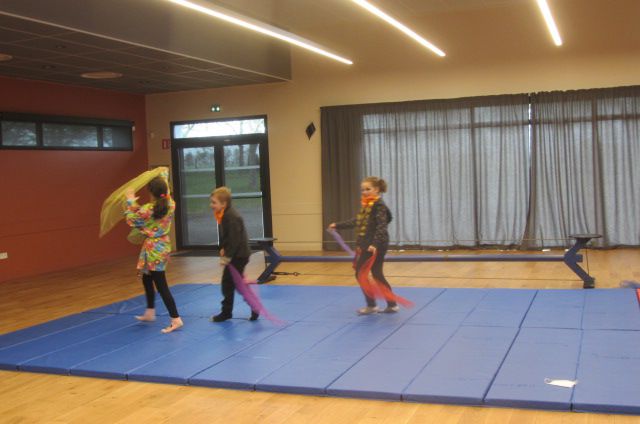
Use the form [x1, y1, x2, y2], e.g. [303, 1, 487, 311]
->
[0, 76, 148, 283]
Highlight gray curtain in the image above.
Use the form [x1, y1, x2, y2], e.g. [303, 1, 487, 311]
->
[526, 87, 640, 247]
[321, 95, 530, 248]
[322, 86, 640, 249]
[321, 106, 365, 249]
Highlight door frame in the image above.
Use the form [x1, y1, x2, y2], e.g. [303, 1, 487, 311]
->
[170, 115, 272, 250]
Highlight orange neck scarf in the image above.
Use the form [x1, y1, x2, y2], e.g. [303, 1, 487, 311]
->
[214, 208, 225, 224]
[361, 195, 380, 207]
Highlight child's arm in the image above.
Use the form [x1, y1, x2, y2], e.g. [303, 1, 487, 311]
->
[223, 215, 247, 259]
[333, 217, 357, 229]
[123, 189, 151, 229]
[371, 204, 390, 250]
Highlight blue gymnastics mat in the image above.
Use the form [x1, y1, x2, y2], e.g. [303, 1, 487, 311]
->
[1, 284, 639, 415]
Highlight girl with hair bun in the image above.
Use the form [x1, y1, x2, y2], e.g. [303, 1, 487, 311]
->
[329, 176, 400, 315]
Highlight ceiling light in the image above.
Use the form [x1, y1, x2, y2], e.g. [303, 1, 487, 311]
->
[166, 0, 353, 65]
[0, 53, 13, 62]
[535, 0, 562, 46]
[351, 0, 445, 57]
[81, 71, 123, 79]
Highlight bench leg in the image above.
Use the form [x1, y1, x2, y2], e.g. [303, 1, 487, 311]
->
[564, 237, 596, 289]
[257, 245, 283, 284]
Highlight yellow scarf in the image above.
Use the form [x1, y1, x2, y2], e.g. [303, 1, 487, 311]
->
[356, 195, 380, 236]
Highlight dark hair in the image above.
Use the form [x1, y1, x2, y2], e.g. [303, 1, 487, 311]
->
[363, 176, 388, 193]
[148, 177, 169, 219]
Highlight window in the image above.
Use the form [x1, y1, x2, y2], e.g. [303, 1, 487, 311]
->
[1, 121, 37, 146]
[43, 123, 99, 148]
[361, 97, 530, 247]
[173, 118, 265, 139]
[0, 112, 133, 151]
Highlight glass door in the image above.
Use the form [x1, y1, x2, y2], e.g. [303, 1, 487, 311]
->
[223, 143, 264, 239]
[176, 146, 218, 246]
[171, 116, 271, 249]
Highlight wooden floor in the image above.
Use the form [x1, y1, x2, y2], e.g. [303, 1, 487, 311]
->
[1, 248, 639, 424]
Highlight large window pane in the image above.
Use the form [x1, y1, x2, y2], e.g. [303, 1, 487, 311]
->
[224, 144, 262, 194]
[174, 118, 265, 139]
[180, 147, 217, 245]
[103, 126, 132, 149]
[43, 123, 98, 148]
[1, 121, 37, 146]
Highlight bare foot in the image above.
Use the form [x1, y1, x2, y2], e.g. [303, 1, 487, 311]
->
[161, 317, 184, 334]
[136, 308, 156, 322]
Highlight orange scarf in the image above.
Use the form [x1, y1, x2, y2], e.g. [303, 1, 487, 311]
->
[214, 208, 225, 224]
[361, 195, 380, 207]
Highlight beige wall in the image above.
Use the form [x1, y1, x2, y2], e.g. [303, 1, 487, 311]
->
[146, 50, 640, 250]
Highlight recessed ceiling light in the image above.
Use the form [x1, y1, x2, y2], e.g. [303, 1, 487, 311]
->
[535, 0, 563, 46]
[351, 0, 445, 57]
[166, 0, 353, 65]
[0, 53, 13, 62]
[81, 71, 124, 79]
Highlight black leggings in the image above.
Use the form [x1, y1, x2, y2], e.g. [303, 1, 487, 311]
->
[355, 248, 396, 308]
[142, 271, 179, 318]
[220, 257, 250, 315]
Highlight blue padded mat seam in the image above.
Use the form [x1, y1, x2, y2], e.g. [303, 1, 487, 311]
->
[480, 327, 522, 404]
[479, 292, 537, 404]
[568, 287, 588, 410]
[313, 306, 432, 394]
[184, 322, 296, 383]
[255, 289, 446, 394]
[568, 328, 585, 410]
[250, 321, 359, 391]
[516, 290, 538, 329]
[399, 290, 490, 400]
[17, 321, 142, 370]
[0, 315, 111, 352]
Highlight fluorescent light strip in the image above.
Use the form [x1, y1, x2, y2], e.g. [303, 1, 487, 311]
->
[536, 0, 562, 46]
[167, 0, 353, 65]
[351, 0, 445, 57]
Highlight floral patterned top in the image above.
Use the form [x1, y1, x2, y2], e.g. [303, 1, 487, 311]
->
[124, 197, 175, 272]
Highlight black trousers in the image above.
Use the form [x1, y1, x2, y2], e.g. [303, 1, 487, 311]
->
[142, 271, 179, 318]
[221, 257, 250, 314]
[355, 247, 396, 308]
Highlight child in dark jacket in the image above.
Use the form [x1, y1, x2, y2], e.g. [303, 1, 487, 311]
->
[209, 186, 258, 322]
[329, 176, 398, 315]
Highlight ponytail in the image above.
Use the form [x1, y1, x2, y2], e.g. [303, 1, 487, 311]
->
[148, 177, 170, 219]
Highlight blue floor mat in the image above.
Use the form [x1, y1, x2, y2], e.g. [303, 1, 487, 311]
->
[484, 327, 582, 410]
[1, 284, 639, 415]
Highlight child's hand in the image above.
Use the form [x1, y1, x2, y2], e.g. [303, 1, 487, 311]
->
[368, 245, 377, 254]
[220, 249, 225, 257]
[328, 223, 337, 230]
[220, 256, 230, 267]
[125, 188, 138, 201]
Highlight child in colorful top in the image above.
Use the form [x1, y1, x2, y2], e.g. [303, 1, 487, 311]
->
[329, 176, 399, 315]
[209, 186, 258, 322]
[124, 173, 183, 334]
